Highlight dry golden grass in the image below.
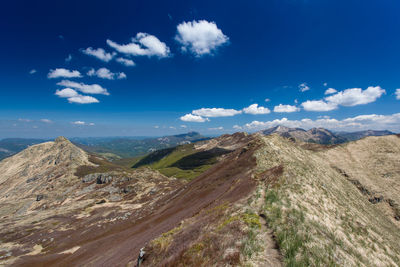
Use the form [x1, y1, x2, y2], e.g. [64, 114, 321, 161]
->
[255, 134, 400, 266]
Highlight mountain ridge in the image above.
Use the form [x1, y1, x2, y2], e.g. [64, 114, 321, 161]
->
[1, 134, 400, 266]
[260, 126, 395, 144]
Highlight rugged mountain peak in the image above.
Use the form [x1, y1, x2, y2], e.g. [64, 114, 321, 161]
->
[54, 136, 69, 143]
[261, 126, 346, 144]
[0, 138, 92, 206]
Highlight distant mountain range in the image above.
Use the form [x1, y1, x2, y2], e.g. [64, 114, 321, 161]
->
[336, 130, 395, 141]
[0, 132, 209, 160]
[260, 126, 395, 144]
[0, 129, 395, 160]
[0, 138, 50, 160]
[73, 131, 209, 159]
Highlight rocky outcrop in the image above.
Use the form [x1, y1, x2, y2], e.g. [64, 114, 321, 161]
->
[260, 126, 347, 144]
[82, 173, 113, 184]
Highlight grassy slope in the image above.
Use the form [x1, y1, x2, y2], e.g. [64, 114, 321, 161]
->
[132, 144, 229, 181]
[130, 134, 400, 266]
[255, 135, 400, 266]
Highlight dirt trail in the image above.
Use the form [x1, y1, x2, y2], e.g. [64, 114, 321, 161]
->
[15, 140, 259, 267]
[251, 188, 282, 267]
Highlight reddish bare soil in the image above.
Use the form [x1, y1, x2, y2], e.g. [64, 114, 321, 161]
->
[15, 139, 259, 266]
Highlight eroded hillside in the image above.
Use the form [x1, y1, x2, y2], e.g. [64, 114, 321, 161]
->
[1, 134, 399, 266]
[0, 137, 182, 265]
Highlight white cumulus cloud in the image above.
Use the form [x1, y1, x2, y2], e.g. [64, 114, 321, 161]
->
[55, 88, 99, 104]
[117, 72, 126, 79]
[116, 57, 135, 66]
[273, 104, 300, 113]
[302, 86, 385, 112]
[298, 83, 310, 92]
[57, 80, 109, 95]
[325, 88, 337, 95]
[175, 20, 229, 56]
[192, 108, 241, 117]
[325, 86, 385, 107]
[107, 33, 170, 58]
[87, 68, 126, 80]
[68, 96, 99, 104]
[208, 127, 224, 130]
[55, 88, 79, 98]
[242, 113, 400, 132]
[301, 100, 337, 111]
[82, 47, 115, 62]
[48, 68, 82, 79]
[180, 114, 209, 122]
[243, 104, 271, 115]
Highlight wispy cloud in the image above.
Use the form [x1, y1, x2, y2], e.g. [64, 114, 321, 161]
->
[192, 107, 241, 117]
[175, 20, 229, 56]
[107, 33, 170, 58]
[208, 126, 224, 130]
[40, 119, 52, 123]
[18, 118, 32, 122]
[396, 89, 400, 100]
[29, 69, 37, 74]
[48, 68, 82, 79]
[82, 47, 115, 62]
[72, 121, 95, 126]
[65, 54, 72, 62]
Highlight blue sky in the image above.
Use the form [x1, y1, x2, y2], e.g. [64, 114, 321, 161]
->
[1, 0, 400, 138]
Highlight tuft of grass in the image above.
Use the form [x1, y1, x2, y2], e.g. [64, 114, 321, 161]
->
[241, 229, 262, 259]
[242, 212, 262, 229]
[151, 225, 182, 252]
[264, 188, 312, 266]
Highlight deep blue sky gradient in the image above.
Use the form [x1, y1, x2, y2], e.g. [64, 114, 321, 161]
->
[1, 0, 400, 137]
